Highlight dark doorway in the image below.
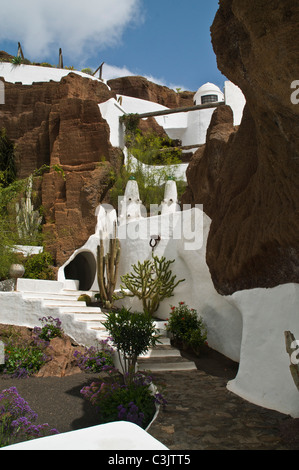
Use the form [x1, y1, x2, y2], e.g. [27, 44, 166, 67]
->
[64, 251, 96, 291]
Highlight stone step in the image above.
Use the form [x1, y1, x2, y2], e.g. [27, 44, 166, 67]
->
[55, 306, 103, 314]
[22, 292, 83, 301]
[137, 333, 197, 372]
[140, 348, 181, 358]
[42, 300, 87, 307]
[73, 313, 106, 322]
[138, 354, 190, 364]
[138, 361, 197, 372]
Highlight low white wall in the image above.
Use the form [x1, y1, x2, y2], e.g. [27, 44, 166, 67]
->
[3, 421, 168, 450]
[116, 208, 242, 363]
[0, 291, 101, 348]
[224, 80, 246, 126]
[226, 284, 299, 417]
[0, 62, 102, 86]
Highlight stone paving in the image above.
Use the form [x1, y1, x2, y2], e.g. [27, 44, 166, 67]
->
[147, 365, 299, 450]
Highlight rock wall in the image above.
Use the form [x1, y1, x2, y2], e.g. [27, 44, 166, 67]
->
[108, 76, 195, 109]
[0, 73, 122, 265]
[182, 0, 299, 294]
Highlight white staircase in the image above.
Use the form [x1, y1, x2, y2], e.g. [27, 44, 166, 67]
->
[15, 278, 197, 372]
[137, 321, 197, 372]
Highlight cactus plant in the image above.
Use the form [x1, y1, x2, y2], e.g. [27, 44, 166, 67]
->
[15, 175, 42, 244]
[97, 223, 120, 308]
[119, 255, 185, 317]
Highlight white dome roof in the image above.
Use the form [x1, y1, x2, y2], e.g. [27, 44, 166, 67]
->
[193, 82, 224, 104]
[196, 82, 222, 94]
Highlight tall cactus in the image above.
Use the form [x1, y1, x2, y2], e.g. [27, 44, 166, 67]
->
[119, 255, 185, 317]
[97, 223, 120, 308]
[15, 175, 42, 243]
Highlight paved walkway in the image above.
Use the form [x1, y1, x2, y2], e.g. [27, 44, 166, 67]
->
[1, 344, 298, 450]
[147, 367, 299, 450]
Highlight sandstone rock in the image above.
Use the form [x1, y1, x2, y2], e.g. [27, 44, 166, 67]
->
[0, 72, 122, 266]
[108, 76, 195, 109]
[183, 0, 299, 294]
[36, 335, 84, 378]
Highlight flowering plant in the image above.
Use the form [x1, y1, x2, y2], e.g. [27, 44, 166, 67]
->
[0, 386, 59, 447]
[166, 302, 207, 354]
[74, 340, 114, 374]
[80, 372, 166, 429]
[33, 316, 63, 341]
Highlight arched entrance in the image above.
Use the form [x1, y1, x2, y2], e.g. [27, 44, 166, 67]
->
[64, 251, 96, 291]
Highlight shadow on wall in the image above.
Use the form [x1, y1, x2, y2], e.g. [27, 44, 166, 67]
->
[64, 251, 96, 291]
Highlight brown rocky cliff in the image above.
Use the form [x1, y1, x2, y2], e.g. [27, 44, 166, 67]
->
[108, 76, 195, 109]
[183, 0, 299, 294]
[0, 73, 122, 266]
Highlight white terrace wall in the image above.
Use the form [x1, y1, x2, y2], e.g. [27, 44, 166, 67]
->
[116, 209, 299, 417]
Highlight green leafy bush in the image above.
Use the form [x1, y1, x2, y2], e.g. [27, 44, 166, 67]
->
[77, 294, 92, 305]
[23, 251, 55, 280]
[1, 343, 47, 378]
[103, 308, 160, 383]
[166, 302, 207, 354]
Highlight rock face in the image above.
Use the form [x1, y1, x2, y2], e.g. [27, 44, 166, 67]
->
[108, 76, 195, 108]
[183, 0, 299, 294]
[0, 73, 122, 265]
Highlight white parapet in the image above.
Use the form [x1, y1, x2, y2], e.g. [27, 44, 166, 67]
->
[2, 421, 168, 450]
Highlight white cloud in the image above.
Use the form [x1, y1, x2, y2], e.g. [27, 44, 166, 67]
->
[102, 63, 188, 92]
[0, 0, 142, 60]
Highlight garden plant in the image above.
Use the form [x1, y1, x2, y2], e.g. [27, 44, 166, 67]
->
[102, 307, 160, 383]
[0, 386, 59, 447]
[166, 302, 208, 354]
[74, 341, 114, 374]
[80, 371, 166, 430]
[118, 255, 185, 317]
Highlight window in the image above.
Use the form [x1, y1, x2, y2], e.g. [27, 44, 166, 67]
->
[201, 95, 218, 104]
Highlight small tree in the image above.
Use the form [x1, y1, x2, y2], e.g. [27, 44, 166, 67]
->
[102, 308, 160, 384]
[118, 255, 185, 317]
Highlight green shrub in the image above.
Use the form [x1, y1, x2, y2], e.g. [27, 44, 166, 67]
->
[103, 308, 160, 383]
[1, 343, 47, 377]
[81, 67, 93, 75]
[10, 56, 22, 65]
[23, 251, 55, 280]
[77, 294, 92, 305]
[166, 302, 207, 354]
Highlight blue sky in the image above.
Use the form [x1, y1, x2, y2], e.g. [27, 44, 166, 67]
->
[0, 0, 226, 92]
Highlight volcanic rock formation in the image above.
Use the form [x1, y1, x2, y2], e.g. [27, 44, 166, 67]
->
[108, 76, 195, 108]
[183, 0, 299, 294]
[0, 72, 122, 265]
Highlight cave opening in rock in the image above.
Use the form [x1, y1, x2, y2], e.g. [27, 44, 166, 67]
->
[64, 251, 96, 291]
